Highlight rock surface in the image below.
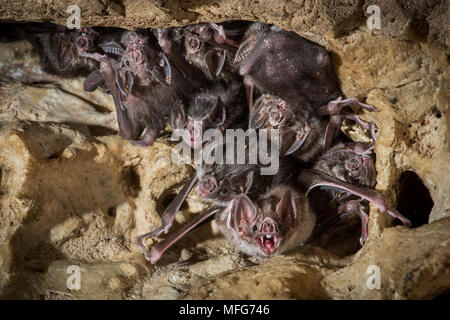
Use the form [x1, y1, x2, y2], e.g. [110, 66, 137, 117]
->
[0, 0, 448, 299]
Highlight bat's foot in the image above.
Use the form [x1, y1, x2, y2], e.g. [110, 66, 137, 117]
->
[209, 23, 240, 47]
[338, 199, 369, 245]
[346, 141, 375, 156]
[319, 96, 378, 115]
[129, 129, 157, 147]
[243, 75, 255, 114]
[136, 233, 154, 262]
[370, 192, 412, 228]
[320, 97, 378, 149]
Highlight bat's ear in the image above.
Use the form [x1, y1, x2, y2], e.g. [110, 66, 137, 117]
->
[203, 96, 226, 128]
[115, 68, 134, 97]
[99, 41, 125, 56]
[230, 170, 255, 194]
[282, 121, 311, 156]
[232, 194, 257, 229]
[56, 34, 75, 70]
[205, 48, 227, 77]
[161, 53, 172, 85]
[171, 102, 187, 129]
[83, 70, 104, 92]
[249, 99, 270, 129]
[276, 191, 297, 225]
[234, 37, 257, 64]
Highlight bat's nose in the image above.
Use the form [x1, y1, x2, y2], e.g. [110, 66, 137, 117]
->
[261, 217, 277, 233]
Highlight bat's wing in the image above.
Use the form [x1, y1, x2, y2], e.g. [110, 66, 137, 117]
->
[148, 207, 221, 264]
[299, 169, 411, 227]
[83, 70, 105, 92]
[136, 172, 199, 261]
[204, 48, 227, 77]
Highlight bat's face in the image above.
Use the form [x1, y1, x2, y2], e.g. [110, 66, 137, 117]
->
[225, 192, 298, 257]
[327, 143, 377, 188]
[121, 32, 148, 75]
[198, 168, 255, 206]
[172, 95, 226, 149]
[74, 27, 98, 53]
[250, 97, 311, 156]
[184, 24, 213, 54]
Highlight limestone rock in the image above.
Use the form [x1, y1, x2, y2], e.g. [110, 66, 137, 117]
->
[0, 0, 448, 300]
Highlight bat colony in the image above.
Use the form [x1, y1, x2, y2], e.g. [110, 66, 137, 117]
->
[3, 21, 411, 264]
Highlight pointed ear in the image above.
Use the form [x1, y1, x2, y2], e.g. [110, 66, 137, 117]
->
[283, 122, 311, 156]
[160, 52, 172, 85]
[276, 191, 297, 225]
[57, 34, 75, 70]
[99, 41, 125, 56]
[203, 96, 226, 128]
[234, 37, 256, 64]
[115, 68, 134, 97]
[233, 194, 257, 229]
[171, 102, 187, 129]
[205, 48, 227, 77]
[230, 170, 255, 194]
[249, 99, 270, 129]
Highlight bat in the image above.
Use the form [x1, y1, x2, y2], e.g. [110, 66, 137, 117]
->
[234, 22, 340, 112]
[298, 145, 411, 245]
[157, 23, 246, 82]
[171, 81, 248, 149]
[144, 177, 310, 263]
[77, 30, 182, 147]
[137, 81, 247, 260]
[25, 26, 100, 87]
[137, 124, 294, 263]
[9, 23, 125, 92]
[215, 184, 316, 257]
[249, 95, 328, 164]
[235, 21, 378, 127]
[249, 94, 379, 163]
[197, 149, 298, 207]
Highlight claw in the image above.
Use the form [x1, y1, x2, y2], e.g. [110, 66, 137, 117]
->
[338, 200, 369, 245]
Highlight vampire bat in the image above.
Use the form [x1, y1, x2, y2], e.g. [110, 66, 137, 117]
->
[235, 22, 378, 122]
[17, 23, 125, 92]
[171, 81, 248, 149]
[156, 23, 246, 83]
[144, 182, 314, 264]
[28, 26, 99, 77]
[138, 139, 298, 263]
[234, 22, 340, 111]
[216, 185, 316, 257]
[298, 144, 411, 245]
[197, 145, 298, 207]
[249, 94, 379, 163]
[78, 30, 181, 147]
[306, 141, 377, 244]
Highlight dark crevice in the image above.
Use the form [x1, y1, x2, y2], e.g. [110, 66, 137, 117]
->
[396, 171, 434, 228]
[88, 125, 118, 137]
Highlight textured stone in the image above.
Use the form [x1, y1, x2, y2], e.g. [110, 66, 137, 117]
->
[0, 0, 448, 300]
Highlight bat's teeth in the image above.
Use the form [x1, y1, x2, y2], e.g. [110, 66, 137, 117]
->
[266, 235, 272, 239]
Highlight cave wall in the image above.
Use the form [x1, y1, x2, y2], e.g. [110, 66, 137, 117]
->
[0, 0, 449, 299]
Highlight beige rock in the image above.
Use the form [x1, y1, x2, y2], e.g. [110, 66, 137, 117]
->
[0, 0, 448, 300]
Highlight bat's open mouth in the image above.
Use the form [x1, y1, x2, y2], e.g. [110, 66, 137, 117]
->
[258, 234, 280, 256]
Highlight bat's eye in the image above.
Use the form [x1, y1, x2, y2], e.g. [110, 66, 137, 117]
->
[252, 225, 257, 232]
[126, 60, 130, 66]
[279, 224, 282, 230]
[220, 187, 227, 194]
[286, 120, 294, 127]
